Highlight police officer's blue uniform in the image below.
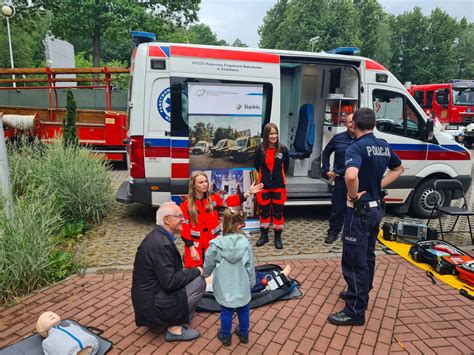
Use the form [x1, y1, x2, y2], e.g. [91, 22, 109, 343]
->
[322, 132, 354, 242]
[341, 133, 401, 321]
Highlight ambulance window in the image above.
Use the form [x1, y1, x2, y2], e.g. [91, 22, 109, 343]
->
[413, 91, 424, 107]
[373, 90, 424, 139]
[426, 91, 434, 109]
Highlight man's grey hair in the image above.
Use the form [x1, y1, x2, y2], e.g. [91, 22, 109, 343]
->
[156, 201, 179, 225]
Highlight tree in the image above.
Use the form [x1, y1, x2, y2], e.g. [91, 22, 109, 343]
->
[41, 0, 201, 66]
[231, 39, 248, 47]
[258, 0, 290, 49]
[354, 0, 391, 65]
[388, 7, 430, 83]
[425, 8, 461, 82]
[258, 0, 358, 52]
[64, 90, 78, 147]
[168, 23, 227, 46]
[455, 21, 474, 79]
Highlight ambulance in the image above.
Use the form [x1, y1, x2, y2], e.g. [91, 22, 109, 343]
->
[116, 42, 472, 219]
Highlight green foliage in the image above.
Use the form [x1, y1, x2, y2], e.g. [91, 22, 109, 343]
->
[259, 0, 473, 84]
[213, 127, 237, 145]
[0, 186, 64, 302]
[167, 23, 228, 46]
[231, 39, 248, 47]
[64, 90, 79, 148]
[1, 137, 111, 303]
[8, 139, 113, 225]
[42, 0, 200, 65]
[61, 221, 87, 239]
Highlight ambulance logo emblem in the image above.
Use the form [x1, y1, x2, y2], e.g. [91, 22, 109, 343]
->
[157, 87, 171, 123]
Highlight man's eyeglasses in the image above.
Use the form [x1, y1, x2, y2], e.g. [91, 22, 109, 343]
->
[167, 214, 185, 220]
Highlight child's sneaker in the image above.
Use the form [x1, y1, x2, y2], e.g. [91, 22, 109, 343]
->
[235, 327, 249, 343]
[217, 330, 232, 346]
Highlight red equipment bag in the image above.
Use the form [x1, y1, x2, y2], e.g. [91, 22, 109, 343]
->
[409, 240, 473, 276]
[456, 261, 474, 286]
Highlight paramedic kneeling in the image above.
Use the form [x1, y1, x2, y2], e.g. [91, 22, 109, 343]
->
[131, 202, 206, 341]
[328, 108, 404, 326]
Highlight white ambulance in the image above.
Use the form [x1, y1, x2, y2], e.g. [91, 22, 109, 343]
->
[116, 42, 472, 218]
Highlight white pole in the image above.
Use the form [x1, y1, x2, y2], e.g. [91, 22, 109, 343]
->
[5, 16, 15, 88]
[0, 115, 13, 217]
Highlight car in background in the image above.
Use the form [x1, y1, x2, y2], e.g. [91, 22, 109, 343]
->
[210, 139, 235, 157]
[190, 140, 211, 155]
[227, 136, 260, 162]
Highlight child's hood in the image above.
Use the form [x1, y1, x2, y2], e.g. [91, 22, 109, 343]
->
[212, 233, 249, 264]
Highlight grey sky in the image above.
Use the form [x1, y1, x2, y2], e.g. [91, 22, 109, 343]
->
[198, 0, 474, 48]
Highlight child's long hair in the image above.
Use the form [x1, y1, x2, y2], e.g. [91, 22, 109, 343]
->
[222, 208, 247, 235]
[187, 171, 212, 225]
[262, 122, 281, 156]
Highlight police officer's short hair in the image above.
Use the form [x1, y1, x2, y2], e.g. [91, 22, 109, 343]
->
[353, 108, 376, 130]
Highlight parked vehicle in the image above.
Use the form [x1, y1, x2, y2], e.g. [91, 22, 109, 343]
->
[190, 140, 211, 155]
[0, 67, 129, 162]
[406, 80, 474, 144]
[227, 136, 259, 162]
[117, 41, 471, 218]
[210, 139, 234, 157]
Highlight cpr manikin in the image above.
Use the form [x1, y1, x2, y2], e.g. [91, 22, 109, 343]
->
[36, 311, 99, 355]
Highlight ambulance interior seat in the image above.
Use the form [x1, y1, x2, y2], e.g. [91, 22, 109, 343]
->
[289, 103, 315, 159]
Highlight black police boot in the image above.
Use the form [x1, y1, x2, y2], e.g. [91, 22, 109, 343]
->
[339, 291, 348, 302]
[324, 231, 339, 244]
[274, 230, 283, 249]
[327, 311, 365, 326]
[256, 228, 269, 247]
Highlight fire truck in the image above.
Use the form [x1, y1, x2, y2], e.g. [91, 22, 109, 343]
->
[406, 80, 474, 144]
[0, 67, 129, 162]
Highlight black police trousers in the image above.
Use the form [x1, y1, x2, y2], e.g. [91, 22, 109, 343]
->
[328, 176, 347, 235]
[341, 203, 383, 320]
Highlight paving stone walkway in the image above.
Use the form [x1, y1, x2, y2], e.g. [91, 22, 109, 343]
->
[1, 255, 473, 354]
[77, 168, 474, 269]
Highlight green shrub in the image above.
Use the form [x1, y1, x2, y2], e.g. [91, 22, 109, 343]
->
[0, 186, 63, 302]
[8, 139, 113, 225]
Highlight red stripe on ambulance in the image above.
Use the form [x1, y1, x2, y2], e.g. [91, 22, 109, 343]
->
[148, 46, 167, 58]
[170, 46, 280, 64]
[172, 163, 189, 178]
[145, 146, 170, 158]
[365, 60, 387, 71]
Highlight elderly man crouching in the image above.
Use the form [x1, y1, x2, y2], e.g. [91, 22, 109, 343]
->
[131, 201, 206, 341]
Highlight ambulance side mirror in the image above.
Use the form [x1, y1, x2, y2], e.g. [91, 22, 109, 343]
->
[421, 118, 434, 142]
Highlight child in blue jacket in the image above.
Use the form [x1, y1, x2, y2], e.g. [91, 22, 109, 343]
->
[202, 207, 256, 346]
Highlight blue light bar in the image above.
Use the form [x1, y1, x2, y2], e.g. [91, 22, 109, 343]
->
[326, 47, 360, 55]
[131, 31, 156, 46]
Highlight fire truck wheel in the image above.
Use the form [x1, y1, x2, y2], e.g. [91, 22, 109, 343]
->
[410, 178, 452, 219]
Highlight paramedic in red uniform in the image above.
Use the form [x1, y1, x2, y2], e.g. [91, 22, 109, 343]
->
[180, 171, 263, 268]
[254, 123, 290, 249]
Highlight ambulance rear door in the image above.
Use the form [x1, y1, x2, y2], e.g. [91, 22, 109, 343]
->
[144, 45, 172, 204]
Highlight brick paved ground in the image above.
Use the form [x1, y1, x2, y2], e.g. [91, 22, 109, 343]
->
[1, 255, 473, 354]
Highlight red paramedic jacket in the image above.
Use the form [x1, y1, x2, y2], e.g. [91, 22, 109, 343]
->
[180, 192, 245, 267]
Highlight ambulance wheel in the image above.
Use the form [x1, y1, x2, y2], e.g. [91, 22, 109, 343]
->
[411, 178, 452, 219]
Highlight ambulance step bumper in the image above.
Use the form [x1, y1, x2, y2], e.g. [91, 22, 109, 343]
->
[116, 181, 132, 204]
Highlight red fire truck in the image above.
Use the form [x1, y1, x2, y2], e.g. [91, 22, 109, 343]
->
[406, 80, 474, 144]
[0, 67, 129, 162]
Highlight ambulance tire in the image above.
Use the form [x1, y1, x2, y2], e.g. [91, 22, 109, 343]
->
[411, 178, 452, 219]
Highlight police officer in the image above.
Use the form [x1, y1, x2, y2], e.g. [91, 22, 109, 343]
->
[322, 113, 356, 244]
[328, 108, 404, 326]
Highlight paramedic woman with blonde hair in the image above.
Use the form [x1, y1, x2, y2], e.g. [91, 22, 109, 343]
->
[179, 171, 263, 268]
